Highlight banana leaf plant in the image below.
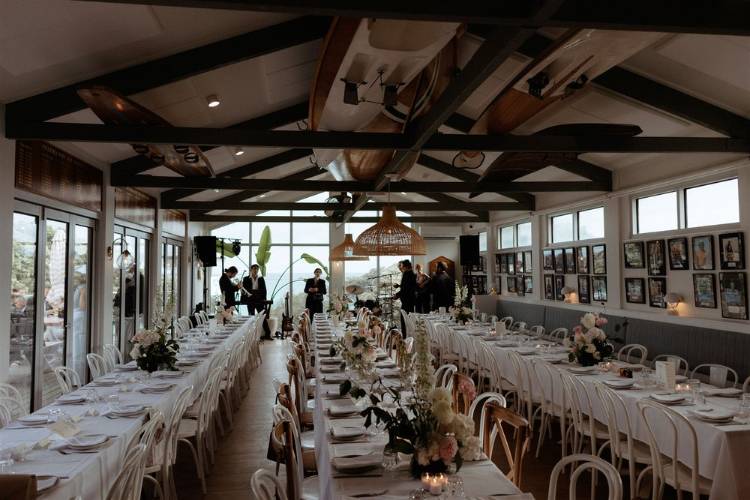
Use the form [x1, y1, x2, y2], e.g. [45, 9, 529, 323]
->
[269, 252, 329, 301]
[255, 226, 272, 277]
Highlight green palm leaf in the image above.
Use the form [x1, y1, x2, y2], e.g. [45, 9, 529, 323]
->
[300, 253, 328, 275]
[255, 225, 272, 276]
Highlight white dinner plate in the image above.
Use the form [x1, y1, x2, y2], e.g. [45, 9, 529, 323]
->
[603, 379, 635, 389]
[68, 433, 108, 449]
[36, 475, 59, 493]
[114, 363, 138, 372]
[152, 370, 183, 378]
[568, 366, 596, 375]
[176, 359, 200, 366]
[56, 394, 86, 404]
[19, 414, 48, 426]
[330, 426, 365, 440]
[141, 382, 175, 393]
[650, 393, 685, 405]
[110, 404, 145, 416]
[331, 452, 381, 472]
[690, 408, 736, 422]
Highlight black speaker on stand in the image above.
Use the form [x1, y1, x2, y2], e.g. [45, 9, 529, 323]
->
[459, 235, 480, 298]
[194, 236, 217, 312]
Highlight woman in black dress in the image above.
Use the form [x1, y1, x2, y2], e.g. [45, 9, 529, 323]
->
[304, 268, 327, 315]
[219, 266, 240, 309]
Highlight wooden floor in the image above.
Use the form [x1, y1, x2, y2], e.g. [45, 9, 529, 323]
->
[170, 339, 671, 500]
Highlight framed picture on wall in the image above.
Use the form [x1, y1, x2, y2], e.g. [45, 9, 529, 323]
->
[578, 275, 590, 304]
[543, 274, 554, 300]
[668, 237, 689, 270]
[647, 240, 667, 276]
[719, 272, 748, 320]
[692, 235, 714, 270]
[507, 254, 515, 275]
[497, 254, 508, 274]
[623, 241, 645, 268]
[553, 248, 565, 274]
[524, 276, 533, 294]
[554, 275, 565, 301]
[692, 273, 717, 308]
[543, 249, 554, 270]
[507, 276, 518, 294]
[592, 244, 607, 275]
[592, 276, 608, 302]
[524, 251, 533, 273]
[625, 278, 646, 304]
[719, 232, 745, 270]
[648, 277, 667, 308]
[564, 248, 576, 274]
[576, 246, 589, 274]
[516, 251, 525, 274]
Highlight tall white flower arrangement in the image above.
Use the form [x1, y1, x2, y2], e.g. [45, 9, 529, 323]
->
[413, 318, 434, 401]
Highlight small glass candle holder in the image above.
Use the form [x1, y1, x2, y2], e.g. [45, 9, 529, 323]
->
[675, 382, 690, 394]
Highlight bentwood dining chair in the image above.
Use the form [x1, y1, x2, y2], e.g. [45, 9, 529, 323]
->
[0, 383, 27, 417]
[467, 392, 507, 444]
[251, 469, 287, 500]
[548, 454, 623, 500]
[547, 327, 569, 342]
[106, 444, 148, 500]
[617, 344, 648, 365]
[652, 354, 690, 377]
[87, 353, 109, 378]
[103, 344, 123, 370]
[434, 364, 458, 390]
[637, 399, 713, 500]
[0, 396, 26, 421]
[0, 403, 12, 428]
[481, 402, 531, 489]
[690, 363, 738, 388]
[272, 419, 320, 500]
[743, 376, 750, 393]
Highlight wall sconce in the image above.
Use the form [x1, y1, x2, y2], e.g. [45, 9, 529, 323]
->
[666, 292, 683, 315]
[561, 286, 577, 304]
[107, 237, 134, 270]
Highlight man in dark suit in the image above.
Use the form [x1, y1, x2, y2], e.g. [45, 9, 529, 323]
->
[394, 259, 417, 335]
[241, 264, 267, 315]
[304, 268, 327, 315]
[430, 261, 454, 310]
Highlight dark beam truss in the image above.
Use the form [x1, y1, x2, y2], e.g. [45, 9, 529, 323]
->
[162, 200, 524, 211]
[190, 214, 489, 223]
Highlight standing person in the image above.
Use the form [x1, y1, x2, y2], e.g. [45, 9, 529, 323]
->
[415, 263, 431, 313]
[394, 259, 417, 334]
[219, 266, 240, 309]
[304, 268, 327, 315]
[430, 261, 454, 310]
[241, 264, 267, 315]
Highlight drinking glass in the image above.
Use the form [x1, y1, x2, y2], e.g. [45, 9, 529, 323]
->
[107, 394, 120, 412]
[0, 447, 14, 473]
[737, 393, 750, 423]
[382, 446, 399, 473]
[687, 379, 701, 403]
[446, 476, 466, 498]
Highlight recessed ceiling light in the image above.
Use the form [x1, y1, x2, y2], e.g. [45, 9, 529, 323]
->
[206, 94, 220, 108]
[234, 147, 244, 156]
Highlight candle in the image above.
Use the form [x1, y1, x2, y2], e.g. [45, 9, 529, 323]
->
[421, 473, 432, 490]
[675, 383, 690, 393]
[429, 477, 442, 495]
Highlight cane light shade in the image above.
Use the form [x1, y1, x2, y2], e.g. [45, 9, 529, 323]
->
[330, 233, 369, 261]
[353, 206, 427, 256]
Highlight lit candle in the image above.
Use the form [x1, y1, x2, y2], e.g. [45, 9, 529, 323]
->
[421, 473, 432, 490]
[675, 383, 690, 393]
[429, 477, 443, 495]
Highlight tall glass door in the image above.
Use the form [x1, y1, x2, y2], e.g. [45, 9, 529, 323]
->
[9, 203, 95, 411]
[112, 226, 149, 360]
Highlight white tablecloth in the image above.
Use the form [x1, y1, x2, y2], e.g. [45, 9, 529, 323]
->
[434, 320, 750, 500]
[0, 318, 254, 499]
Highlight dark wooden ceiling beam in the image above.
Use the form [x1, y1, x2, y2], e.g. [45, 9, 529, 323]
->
[162, 200, 526, 211]
[4, 17, 329, 124]
[190, 214, 489, 223]
[123, 176, 610, 192]
[76, 1, 750, 36]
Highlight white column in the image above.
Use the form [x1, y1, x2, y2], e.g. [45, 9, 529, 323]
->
[329, 222, 345, 298]
[530, 213, 543, 301]
[0, 109, 15, 382]
[604, 197, 623, 308]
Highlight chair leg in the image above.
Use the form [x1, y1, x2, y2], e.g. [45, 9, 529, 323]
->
[179, 438, 206, 494]
[144, 475, 164, 500]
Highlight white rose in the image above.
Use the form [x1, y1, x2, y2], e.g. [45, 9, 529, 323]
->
[429, 387, 451, 403]
[451, 413, 475, 442]
[432, 399, 455, 426]
[129, 346, 141, 359]
[459, 435, 482, 461]
[417, 449, 430, 466]
[581, 313, 596, 330]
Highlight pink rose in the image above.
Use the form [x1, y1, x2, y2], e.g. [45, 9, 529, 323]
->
[458, 378, 477, 401]
[573, 325, 582, 335]
[438, 436, 458, 462]
[595, 317, 608, 327]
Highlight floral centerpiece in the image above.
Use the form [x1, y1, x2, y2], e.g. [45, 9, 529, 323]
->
[362, 318, 482, 477]
[450, 282, 473, 324]
[566, 312, 613, 367]
[330, 328, 378, 381]
[217, 305, 236, 325]
[130, 295, 179, 373]
[328, 294, 346, 321]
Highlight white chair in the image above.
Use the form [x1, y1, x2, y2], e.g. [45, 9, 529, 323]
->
[690, 363, 738, 388]
[87, 353, 109, 378]
[0, 383, 27, 417]
[103, 344, 123, 370]
[106, 444, 148, 500]
[548, 454, 623, 500]
[743, 375, 750, 393]
[0, 404, 12, 428]
[53, 366, 81, 394]
[529, 325, 545, 337]
[638, 399, 712, 499]
[251, 469, 287, 500]
[510, 321, 527, 332]
[617, 344, 648, 365]
[652, 354, 689, 376]
[499, 316, 513, 330]
[548, 327, 569, 342]
[560, 370, 610, 459]
[468, 392, 507, 444]
[434, 364, 458, 390]
[532, 361, 569, 458]
[0, 396, 26, 420]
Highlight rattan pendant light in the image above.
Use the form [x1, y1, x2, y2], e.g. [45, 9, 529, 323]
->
[330, 233, 370, 261]
[353, 205, 426, 256]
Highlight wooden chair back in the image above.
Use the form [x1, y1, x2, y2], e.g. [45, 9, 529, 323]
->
[481, 402, 531, 488]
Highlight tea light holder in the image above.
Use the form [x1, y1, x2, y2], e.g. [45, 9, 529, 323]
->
[675, 383, 690, 393]
[420, 473, 432, 490]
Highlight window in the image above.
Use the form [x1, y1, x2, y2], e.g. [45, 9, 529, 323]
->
[686, 178, 739, 228]
[479, 232, 487, 252]
[551, 213, 574, 243]
[578, 207, 605, 240]
[635, 191, 678, 234]
[517, 222, 532, 247]
[499, 226, 514, 249]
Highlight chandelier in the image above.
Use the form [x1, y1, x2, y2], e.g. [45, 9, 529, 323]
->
[353, 205, 426, 256]
[330, 233, 369, 261]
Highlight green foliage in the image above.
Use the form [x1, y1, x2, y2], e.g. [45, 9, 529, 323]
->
[299, 253, 328, 275]
[255, 226, 272, 276]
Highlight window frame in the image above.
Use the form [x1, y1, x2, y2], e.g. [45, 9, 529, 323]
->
[634, 190, 679, 235]
[498, 225, 515, 250]
[576, 206, 605, 241]
[550, 212, 575, 244]
[684, 177, 740, 230]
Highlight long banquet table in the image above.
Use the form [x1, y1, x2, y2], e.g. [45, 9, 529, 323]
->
[428, 317, 750, 500]
[0, 317, 255, 499]
[310, 314, 531, 500]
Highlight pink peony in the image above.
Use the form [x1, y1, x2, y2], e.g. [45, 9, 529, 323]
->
[438, 435, 458, 462]
[573, 325, 582, 335]
[595, 317, 608, 327]
[458, 378, 477, 401]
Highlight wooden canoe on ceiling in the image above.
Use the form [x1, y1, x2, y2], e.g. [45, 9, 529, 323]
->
[309, 18, 461, 182]
[454, 29, 665, 169]
[77, 86, 214, 177]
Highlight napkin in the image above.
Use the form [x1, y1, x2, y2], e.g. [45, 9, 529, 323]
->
[704, 387, 743, 397]
[603, 379, 634, 389]
[329, 403, 359, 417]
[692, 408, 736, 421]
[331, 452, 382, 471]
[320, 365, 342, 373]
[330, 425, 365, 439]
[377, 369, 400, 378]
[650, 393, 685, 404]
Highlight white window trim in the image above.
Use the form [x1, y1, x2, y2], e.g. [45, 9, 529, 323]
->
[546, 205, 606, 246]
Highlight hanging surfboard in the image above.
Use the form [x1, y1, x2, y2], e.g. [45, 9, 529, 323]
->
[310, 18, 461, 181]
[77, 86, 214, 177]
[454, 29, 665, 170]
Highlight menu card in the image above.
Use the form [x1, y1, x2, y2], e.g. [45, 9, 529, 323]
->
[655, 360, 676, 390]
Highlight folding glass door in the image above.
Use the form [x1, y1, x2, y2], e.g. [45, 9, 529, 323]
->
[111, 226, 149, 361]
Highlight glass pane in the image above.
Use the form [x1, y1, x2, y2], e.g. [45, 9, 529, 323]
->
[138, 239, 148, 330]
[500, 226, 514, 249]
[478, 232, 487, 252]
[121, 235, 137, 353]
[517, 222, 532, 247]
[293, 192, 330, 217]
[211, 222, 249, 241]
[636, 192, 677, 233]
[10, 213, 37, 412]
[70, 225, 90, 384]
[578, 207, 605, 240]
[344, 257, 378, 300]
[252, 245, 290, 320]
[252, 213, 290, 244]
[686, 179, 739, 228]
[291, 245, 330, 313]
[209, 247, 249, 310]
[551, 213, 574, 243]
[164, 243, 173, 308]
[292, 223, 330, 244]
[112, 233, 122, 347]
[43, 220, 68, 406]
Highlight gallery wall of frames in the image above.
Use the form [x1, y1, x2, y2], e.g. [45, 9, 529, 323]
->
[488, 173, 749, 326]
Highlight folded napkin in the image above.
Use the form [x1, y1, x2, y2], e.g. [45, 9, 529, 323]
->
[331, 451, 382, 471]
[329, 403, 359, 417]
[704, 387, 743, 397]
[692, 407, 736, 421]
[650, 393, 685, 404]
[375, 360, 396, 368]
[330, 425, 365, 439]
[320, 365, 342, 373]
[603, 378, 634, 389]
[377, 369, 400, 378]
[323, 375, 348, 384]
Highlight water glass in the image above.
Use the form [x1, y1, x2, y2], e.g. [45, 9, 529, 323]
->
[446, 476, 465, 498]
[738, 393, 750, 422]
[382, 447, 399, 473]
[687, 379, 701, 403]
[0, 447, 14, 473]
[107, 394, 120, 412]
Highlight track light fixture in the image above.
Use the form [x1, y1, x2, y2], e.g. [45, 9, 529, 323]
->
[206, 94, 220, 108]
